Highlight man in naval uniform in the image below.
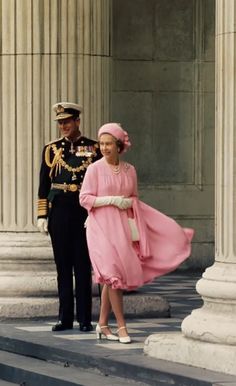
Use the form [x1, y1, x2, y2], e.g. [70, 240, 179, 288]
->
[37, 102, 101, 332]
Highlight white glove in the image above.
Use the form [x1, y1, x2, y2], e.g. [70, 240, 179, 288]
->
[113, 197, 132, 209]
[37, 218, 48, 234]
[93, 196, 132, 210]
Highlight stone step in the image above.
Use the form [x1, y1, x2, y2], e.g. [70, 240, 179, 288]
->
[1, 317, 235, 386]
[0, 350, 146, 386]
[0, 292, 170, 320]
[0, 380, 18, 385]
[0, 331, 216, 386]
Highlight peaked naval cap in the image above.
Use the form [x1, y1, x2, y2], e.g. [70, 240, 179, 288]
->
[52, 102, 83, 120]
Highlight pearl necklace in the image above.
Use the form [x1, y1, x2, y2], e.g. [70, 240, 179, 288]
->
[104, 158, 121, 174]
[104, 158, 130, 174]
[111, 164, 121, 174]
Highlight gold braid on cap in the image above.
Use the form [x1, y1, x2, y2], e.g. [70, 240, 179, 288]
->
[45, 144, 63, 178]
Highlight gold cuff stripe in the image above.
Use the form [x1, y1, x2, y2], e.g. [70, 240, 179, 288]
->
[38, 199, 48, 213]
[38, 200, 48, 216]
[38, 208, 48, 216]
[38, 199, 47, 204]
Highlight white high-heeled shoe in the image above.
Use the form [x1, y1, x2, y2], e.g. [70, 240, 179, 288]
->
[117, 326, 131, 344]
[96, 324, 119, 341]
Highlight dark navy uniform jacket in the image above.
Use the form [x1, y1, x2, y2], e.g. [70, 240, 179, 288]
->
[37, 136, 101, 219]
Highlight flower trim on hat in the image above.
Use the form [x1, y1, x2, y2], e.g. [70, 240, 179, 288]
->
[123, 130, 131, 152]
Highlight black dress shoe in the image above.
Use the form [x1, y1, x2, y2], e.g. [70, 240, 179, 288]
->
[79, 323, 93, 332]
[52, 322, 73, 332]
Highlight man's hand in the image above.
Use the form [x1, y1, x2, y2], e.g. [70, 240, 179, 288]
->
[37, 218, 48, 234]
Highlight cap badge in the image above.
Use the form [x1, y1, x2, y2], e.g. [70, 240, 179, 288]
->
[56, 105, 65, 114]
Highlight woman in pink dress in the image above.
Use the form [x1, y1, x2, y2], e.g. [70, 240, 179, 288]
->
[79, 123, 194, 344]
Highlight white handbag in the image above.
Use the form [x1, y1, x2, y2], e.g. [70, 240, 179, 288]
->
[128, 218, 140, 241]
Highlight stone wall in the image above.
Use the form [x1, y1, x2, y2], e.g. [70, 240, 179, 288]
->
[111, 0, 215, 269]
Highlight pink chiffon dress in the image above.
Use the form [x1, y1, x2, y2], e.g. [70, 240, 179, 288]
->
[79, 157, 194, 290]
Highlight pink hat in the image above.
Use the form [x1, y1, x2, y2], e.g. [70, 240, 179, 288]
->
[98, 123, 131, 153]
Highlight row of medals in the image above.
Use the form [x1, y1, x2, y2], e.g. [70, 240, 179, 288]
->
[69, 142, 94, 182]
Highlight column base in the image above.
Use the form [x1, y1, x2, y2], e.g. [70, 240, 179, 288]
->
[0, 297, 58, 319]
[0, 297, 100, 320]
[0, 294, 169, 320]
[144, 332, 236, 376]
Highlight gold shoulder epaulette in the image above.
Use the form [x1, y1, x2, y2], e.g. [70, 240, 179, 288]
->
[45, 143, 63, 173]
[46, 137, 63, 146]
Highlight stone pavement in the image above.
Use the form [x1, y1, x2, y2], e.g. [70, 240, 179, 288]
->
[0, 272, 236, 385]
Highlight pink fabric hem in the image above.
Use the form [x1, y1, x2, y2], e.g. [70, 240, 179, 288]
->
[94, 276, 139, 291]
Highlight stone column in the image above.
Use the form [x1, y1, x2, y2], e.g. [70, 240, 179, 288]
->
[0, 0, 111, 318]
[144, 0, 236, 376]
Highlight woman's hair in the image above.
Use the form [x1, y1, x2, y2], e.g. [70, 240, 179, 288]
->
[116, 139, 125, 153]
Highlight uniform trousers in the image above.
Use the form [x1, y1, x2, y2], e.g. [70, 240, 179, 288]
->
[48, 193, 92, 326]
